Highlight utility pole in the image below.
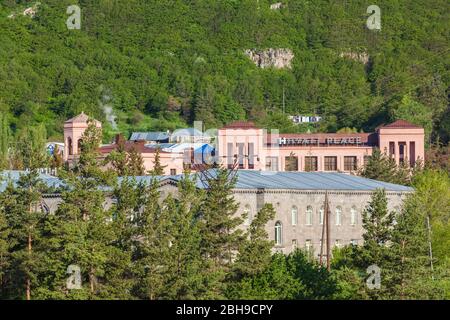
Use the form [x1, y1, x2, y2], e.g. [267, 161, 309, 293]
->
[319, 191, 331, 271]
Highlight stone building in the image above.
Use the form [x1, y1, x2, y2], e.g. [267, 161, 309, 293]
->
[0, 170, 412, 256]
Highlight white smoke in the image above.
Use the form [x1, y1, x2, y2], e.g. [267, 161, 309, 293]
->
[99, 91, 118, 130]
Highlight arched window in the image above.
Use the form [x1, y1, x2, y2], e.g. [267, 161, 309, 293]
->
[350, 207, 357, 226]
[243, 205, 251, 226]
[68, 137, 73, 155]
[275, 221, 282, 246]
[291, 206, 298, 226]
[77, 139, 83, 154]
[306, 206, 313, 225]
[319, 206, 324, 225]
[335, 206, 342, 226]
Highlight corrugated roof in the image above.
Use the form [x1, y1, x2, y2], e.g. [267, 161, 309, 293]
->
[0, 170, 413, 193]
[129, 132, 170, 141]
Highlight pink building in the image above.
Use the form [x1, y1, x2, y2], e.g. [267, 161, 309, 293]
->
[64, 113, 425, 175]
[64, 113, 186, 175]
[217, 120, 424, 172]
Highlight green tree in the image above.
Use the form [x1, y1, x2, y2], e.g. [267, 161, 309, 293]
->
[199, 168, 244, 298]
[0, 112, 10, 169]
[149, 147, 167, 176]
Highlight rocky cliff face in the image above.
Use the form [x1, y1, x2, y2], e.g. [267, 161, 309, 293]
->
[244, 48, 294, 69]
[339, 51, 370, 65]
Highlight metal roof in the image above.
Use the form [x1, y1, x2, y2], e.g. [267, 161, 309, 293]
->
[0, 170, 413, 193]
[129, 132, 170, 141]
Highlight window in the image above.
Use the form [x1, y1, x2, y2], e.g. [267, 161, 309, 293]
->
[170, 169, 177, 175]
[292, 239, 298, 250]
[77, 139, 83, 154]
[285, 154, 298, 171]
[291, 206, 298, 226]
[324, 156, 337, 171]
[237, 143, 245, 169]
[227, 143, 234, 169]
[389, 142, 395, 157]
[335, 206, 342, 226]
[344, 156, 357, 171]
[409, 141, 416, 166]
[67, 137, 73, 155]
[248, 143, 255, 169]
[244, 205, 252, 226]
[350, 207, 357, 226]
[305, 156, 318, 171]
[275, 221, 282, 246]
[399, 142, 406, 164]
[335, 239, 341, 248]
[305, 239, 312, 253]
[319, 206, 324, 225]
[306, 206, 313, 225]
[265, 157, 279, 171]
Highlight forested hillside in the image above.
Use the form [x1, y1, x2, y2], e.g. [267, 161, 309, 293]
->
[0, 0, 448, 144]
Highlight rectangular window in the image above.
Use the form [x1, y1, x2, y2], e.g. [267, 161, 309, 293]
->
[227, 143, 234, 169]
[170, 169, 176, 175]
[409, 142, 416, 166]
[344, 156, 357, 171]
[248, 143, 255, 169]
[399, 142, 406, 164]
[324, 156, 337, 171]
[364, 155, 370, 167]
[292, 239, 298, 250]
[389, 142, 395, 157]
[285, 155, 298, 171]
[265, 157, 279, 171]
[305, 156, 318, 171]
[305, 240, 312, 253]
[237, 143, 245, 169]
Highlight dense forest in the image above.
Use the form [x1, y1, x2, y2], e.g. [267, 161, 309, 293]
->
[0, 0, 448, 146]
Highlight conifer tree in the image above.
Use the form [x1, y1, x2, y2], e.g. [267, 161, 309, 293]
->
[384, 195, 442, 299]
[44, 120, 125, 299]
[162, 174, 204, 299]
[0, 185, 11, 298]
[0, 113, 10, 170]
[127, 146, 145, 176]
[150, 147, 167, 175]
[0, 171, 46, 300]
[232, 203, 275, 278]
[104, 136, 128, 176]
[198, 168, 244, 298]
[359, 148, 399, 183]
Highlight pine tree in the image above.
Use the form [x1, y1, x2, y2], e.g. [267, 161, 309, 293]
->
[43, 120, 124, 299]
[127, 146, 145, 176]
[1, 171, 46, 300]
[12, 125, 49, 170]
[198, 168, 244, 298]
[104, 136, 128, 176]
[0, 185, 11, 298]
[359, 148, 399, 183]
[0, 113, 10, 170]
[149, 147, 167, 175]
[383, 195, 442, 299]
[232, 203, 275, 278]
[162, 173, 204, 299]
[356, 188, 395, 299]
[132, 178, 166, 299]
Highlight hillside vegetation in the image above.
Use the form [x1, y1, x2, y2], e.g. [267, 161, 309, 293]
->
[0, 0, 448, 143]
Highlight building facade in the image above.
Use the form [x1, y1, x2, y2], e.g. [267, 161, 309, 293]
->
[0, 170, 412, 256]
[63, 113, 424, 175]
[217, 120, 424, 172]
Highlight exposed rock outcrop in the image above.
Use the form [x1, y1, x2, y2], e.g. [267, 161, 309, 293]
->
[244, 48, 294, 69]
[339, 51, 370, 65]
